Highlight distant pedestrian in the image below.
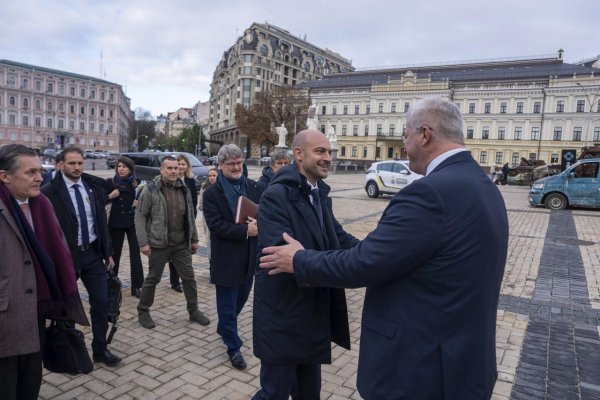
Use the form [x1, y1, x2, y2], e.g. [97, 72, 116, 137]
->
[256, 150, 291, 192]
[199, 166, 217, 260]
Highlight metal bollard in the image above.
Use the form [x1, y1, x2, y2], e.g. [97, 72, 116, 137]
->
[92, 162, 96, 170]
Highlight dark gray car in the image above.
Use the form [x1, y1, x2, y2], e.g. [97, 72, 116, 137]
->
[120, 152, 209, 186]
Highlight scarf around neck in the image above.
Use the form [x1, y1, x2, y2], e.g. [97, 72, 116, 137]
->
[0, 183, 89, 326]
[218, 170, 246, 216]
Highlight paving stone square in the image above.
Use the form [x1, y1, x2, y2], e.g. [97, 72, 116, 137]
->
[38, 167, 600, 399]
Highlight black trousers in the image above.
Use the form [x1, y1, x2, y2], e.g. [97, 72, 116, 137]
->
[253, 362, 321, 400]
[109, 226, 144, 293]
[0, 318, 45, 400]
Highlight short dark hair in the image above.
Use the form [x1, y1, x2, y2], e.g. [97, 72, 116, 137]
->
[54, 151, 64, 164]
[0, 144, 38, 173]
[61, 146, 84, 158]
[160, 155, 177, 166]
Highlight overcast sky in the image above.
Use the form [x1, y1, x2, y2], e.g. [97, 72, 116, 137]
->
[2, 0, 598, 117]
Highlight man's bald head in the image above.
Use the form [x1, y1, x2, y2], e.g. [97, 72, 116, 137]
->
[292, 129, 332, 184]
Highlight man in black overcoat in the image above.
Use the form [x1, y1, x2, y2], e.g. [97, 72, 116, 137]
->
[252, 130, 359, 399]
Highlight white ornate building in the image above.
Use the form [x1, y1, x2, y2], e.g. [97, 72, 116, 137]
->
[208, 22, 354, 157]
[0, 60, 132, 152]
[302, 50, 600, 168]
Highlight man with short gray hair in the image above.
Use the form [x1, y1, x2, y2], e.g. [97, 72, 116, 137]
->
[259, 97, 509, 399]
[256, 150, 291, 191]
[203, 144, 262, 370]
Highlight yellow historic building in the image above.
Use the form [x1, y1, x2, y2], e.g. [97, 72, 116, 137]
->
[303, 50, 600, 169]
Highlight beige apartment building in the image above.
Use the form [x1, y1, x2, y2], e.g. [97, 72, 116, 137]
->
[303, 50, 600, 168]
[208, 22, 354, 157]
[0, 60, 132, 153]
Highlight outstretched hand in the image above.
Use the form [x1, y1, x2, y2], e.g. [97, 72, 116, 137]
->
[259, 232, 304, 275]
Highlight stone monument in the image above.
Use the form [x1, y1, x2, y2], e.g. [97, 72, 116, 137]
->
[307, 103, 319, 130]
[275, 123, 288, 150]
[326, 124, 338, 160]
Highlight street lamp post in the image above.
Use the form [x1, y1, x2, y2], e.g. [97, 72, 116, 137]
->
[576, 82, 600, 148]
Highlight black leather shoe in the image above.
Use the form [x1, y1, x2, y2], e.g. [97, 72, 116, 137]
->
[93, 349, 122, 366]
[171, 284, 183, 293]
[132, 288, 141, 298]
[229, 351, 246, 370]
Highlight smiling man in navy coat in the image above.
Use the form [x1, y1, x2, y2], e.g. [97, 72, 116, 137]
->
[260, 96, 509, 400]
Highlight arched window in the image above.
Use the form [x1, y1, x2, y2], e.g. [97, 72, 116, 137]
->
[260, 44, 268, 57]
[303, 62, 311, 72]
[274, 50, 282, 60]
[23, 98, 29, 108]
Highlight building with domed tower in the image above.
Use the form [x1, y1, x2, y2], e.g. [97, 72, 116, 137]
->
[207, 22, 354, 157]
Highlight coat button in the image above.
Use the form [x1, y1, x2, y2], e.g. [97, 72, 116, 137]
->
[26, 288, 33, 294]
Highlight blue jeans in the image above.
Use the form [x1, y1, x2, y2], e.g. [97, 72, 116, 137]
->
[215, 276, 253, 355]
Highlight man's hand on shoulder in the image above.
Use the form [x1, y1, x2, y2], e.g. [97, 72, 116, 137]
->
[259, 232, 304, 275]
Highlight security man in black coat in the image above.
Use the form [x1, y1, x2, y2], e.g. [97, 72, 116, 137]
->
[252, 130, 359, 399]
[41, 146, 121, 366]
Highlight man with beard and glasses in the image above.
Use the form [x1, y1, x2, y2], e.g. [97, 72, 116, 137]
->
[252, 130, 359, 399]
[42, 146, 122, 367]
[0, 144, 88, 400]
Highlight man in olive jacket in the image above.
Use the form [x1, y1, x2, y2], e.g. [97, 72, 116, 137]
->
[135, 156, 210, 329]
[252, 130, 359, 399]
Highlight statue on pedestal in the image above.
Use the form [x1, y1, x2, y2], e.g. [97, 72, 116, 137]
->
[326, 125, 337, 149]
[307, 103, 319, 130]
[275, 124, 288, 148]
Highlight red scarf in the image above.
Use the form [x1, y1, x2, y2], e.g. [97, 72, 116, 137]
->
[0, 183, 88, 326]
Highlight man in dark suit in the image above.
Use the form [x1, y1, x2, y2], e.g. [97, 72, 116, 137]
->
[202, 144, 262, 370]
[252, 130, 359, 399]
[260, 97, 509, 400]
[41, 146, 122, 367]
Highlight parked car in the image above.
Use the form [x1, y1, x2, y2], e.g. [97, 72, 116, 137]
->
[92, 151, 107, 159]
[120, 152, 209, 187]
[364, 160, 423, 198]
[197, 155, 211, 166]
[83, 149, 94, 159]
[258, 156, 271, 166]
[529, 158, 600, 210]
[106, 152, 120, 169]
[209, 155, 219, 165]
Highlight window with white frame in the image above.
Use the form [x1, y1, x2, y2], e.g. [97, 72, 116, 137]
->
[573, 127, 582, 141]
[484, 103, 491, 114]
[377, 124, 382, 135]
[533, 101, 541, 113]
[556, 100, 564, 112]
[466, 127, 474, 139]
[341, 125, 347, 136]
[480, 151, 487, 163]
[343, 105, 348, 115]
[498, 127, 505, 140]
[594, 127, 600, 141]
[482, 127, 490, 139]
[553, 127, 562, 141]
[531, 126, 540, 140]
[35, 117, 41, 127]
[364, 125, 369, 135]
[514, 127, 522, 140]
[389, 124, 395, 135]
[500, 102, 507, 113]
[495, 151, 503, 164]
[353, 125, 358, 135]
[47, 118, 53, 128]
[9, 114, 16, 125]
[469, 103, 475, 114]
[516, 102, 524, 114]
[391, 102, 396, 113]
[22, 116, 29, 126]
[354, 105, 359, 114]
[378, 103, 384, 113]
[512, 152, 519, 165]
[352, 146, 357, 157]
[576, 100, 585, 112]
[404, 102, 410, 113]
[332, 106, 337, 115]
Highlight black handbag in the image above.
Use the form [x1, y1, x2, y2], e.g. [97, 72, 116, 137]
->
[43, 320, 94, 375]
[106, 268, 122, 344]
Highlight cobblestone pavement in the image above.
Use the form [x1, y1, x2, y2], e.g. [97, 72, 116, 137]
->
[39, 167, 600, 399]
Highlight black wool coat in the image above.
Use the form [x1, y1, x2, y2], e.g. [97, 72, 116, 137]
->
[202, 177, 262, 287]
[41, 172, 112, 276]
[253, 163, 359, 365]
[106, 176, 141, 230]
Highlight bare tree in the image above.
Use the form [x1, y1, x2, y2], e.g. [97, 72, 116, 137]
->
[235, 86, 310, 148]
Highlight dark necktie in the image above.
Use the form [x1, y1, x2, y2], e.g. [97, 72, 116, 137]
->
[72, 184, 90, 245]
[310, 188, 325, 232]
